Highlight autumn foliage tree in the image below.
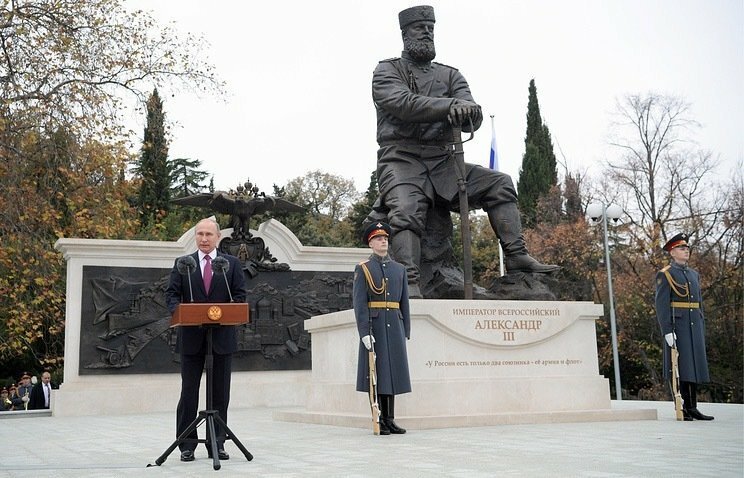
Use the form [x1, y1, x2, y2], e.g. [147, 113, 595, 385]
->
[587, 93, 743, 401]
[0, 130, 139, 370]
[0, 0, 222, 375]
[272, 170, 360, 247]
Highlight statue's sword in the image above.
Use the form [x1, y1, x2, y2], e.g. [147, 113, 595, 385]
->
[450, 118, 475, 299]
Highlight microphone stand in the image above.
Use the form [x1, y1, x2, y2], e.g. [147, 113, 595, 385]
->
[213, 256, 233, 303]
[221, 274, 233, 303]
[187, 273, 194, 302]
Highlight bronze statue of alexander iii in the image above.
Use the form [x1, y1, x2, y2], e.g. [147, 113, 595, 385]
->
[372, 5, 559, 298]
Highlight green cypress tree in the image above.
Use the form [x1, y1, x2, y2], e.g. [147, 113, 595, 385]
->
[169, 157, 209, 198]
[345, 171, 379, 241]
[164, 157, 211, 234]
[517, 79, 558, 227]
[136, 88, 170, 227]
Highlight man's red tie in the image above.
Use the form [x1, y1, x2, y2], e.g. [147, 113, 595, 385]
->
[203, 255, 213, 292]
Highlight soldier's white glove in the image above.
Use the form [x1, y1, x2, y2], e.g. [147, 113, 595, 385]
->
[21, 395, 29, 403]
[665, 332, 677, 347]
[361, 335, 375, 350]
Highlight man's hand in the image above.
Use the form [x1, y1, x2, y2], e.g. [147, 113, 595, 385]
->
[21, 395, 29, 403]
[361, 335, 376, 350]
[665, 332, 677, 347]
[448, 101, 482, 127]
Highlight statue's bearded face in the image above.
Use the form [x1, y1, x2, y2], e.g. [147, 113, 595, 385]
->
[402, 21, 436, 62]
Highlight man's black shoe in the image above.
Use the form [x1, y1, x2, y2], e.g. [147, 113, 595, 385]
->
[687, 408, 714, 420]
[386, 419, 407, 434]
[208, 449, 230, 460]
[682, 409, 694, 421]
[378, 420, 391, 435]
[180, 450, 195, 462]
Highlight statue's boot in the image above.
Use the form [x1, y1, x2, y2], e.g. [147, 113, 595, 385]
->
[487, 203, 560, 274]
[391, 229, 423, 298]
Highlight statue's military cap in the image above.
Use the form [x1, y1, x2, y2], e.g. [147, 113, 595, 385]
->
[399, 5, 435, 29]
[362, 221, 391, 245]
[663, 233, 689, 251]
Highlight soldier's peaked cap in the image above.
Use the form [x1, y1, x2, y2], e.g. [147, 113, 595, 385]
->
[362, 222, 391, 245]
[399, 5, 435, 29]
[663, 233, 689, 251]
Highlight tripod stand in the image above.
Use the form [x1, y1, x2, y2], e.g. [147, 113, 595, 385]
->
[150, 321, 253, 470]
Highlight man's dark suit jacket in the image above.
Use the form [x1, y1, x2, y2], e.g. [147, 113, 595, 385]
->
[27, 381, 56, 410]
[165, 251, 247, 354]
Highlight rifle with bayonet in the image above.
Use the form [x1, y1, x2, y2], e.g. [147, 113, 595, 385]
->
[670, 314, 684, 421]
[367, 328, 381, 434]
[671, 344, 684, 421]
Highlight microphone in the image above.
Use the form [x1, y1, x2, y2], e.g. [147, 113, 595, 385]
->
[176, 256, 197, 302]
[211, 256, 233, 302]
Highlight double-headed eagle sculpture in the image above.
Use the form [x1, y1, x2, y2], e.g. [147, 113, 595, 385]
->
[172, 182, 304, 238]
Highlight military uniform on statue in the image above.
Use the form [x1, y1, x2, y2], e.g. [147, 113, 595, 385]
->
[655, 233, 713, 421]
[354, 222, 411, 435]
[165, 218, 248, 462]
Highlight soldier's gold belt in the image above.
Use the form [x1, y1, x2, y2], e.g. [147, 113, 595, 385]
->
[671, 301, 699, 309]
[368, 301, 400, 309]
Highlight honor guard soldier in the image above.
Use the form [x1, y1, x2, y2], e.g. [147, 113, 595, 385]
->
[354, 222, 412, 435]
[655, 233, 714, 420]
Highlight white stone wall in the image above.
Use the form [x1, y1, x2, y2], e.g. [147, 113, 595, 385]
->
[52, 218, 369, 416]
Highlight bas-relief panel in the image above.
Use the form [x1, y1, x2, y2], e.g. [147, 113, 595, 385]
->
[79, 266, 352, 374]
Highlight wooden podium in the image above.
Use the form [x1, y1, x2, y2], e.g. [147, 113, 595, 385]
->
[151, 302, 252, 470]
[170, 302, 250, 327]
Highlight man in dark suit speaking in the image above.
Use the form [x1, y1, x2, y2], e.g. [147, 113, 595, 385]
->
[165, 218, 247, 462]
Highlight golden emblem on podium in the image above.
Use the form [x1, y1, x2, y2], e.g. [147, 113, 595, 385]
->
[207, 305, 223, 321]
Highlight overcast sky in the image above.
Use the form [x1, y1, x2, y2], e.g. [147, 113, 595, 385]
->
[124, 0, 743, 194]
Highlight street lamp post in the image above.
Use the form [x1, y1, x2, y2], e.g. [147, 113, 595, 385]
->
[587, 203, 624, 401]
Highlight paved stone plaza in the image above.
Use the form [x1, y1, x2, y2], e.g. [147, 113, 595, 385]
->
[0, 400, 741, 477]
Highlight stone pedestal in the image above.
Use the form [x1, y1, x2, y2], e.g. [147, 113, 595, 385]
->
[274, 300, 657, 428]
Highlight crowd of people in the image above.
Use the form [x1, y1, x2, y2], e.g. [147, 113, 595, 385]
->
[0, 370, 57, 412]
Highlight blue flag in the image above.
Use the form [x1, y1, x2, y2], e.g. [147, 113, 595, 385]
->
[489, 115, 499, 171]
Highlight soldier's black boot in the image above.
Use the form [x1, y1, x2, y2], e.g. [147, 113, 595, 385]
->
[680, 381, 693, 420]
[391, 229, 423, 298]
[687, 383, 714, 420]
[487, 203, 560, 274]
[378, 394, 391, 435]
[385, 395, 406, 434]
